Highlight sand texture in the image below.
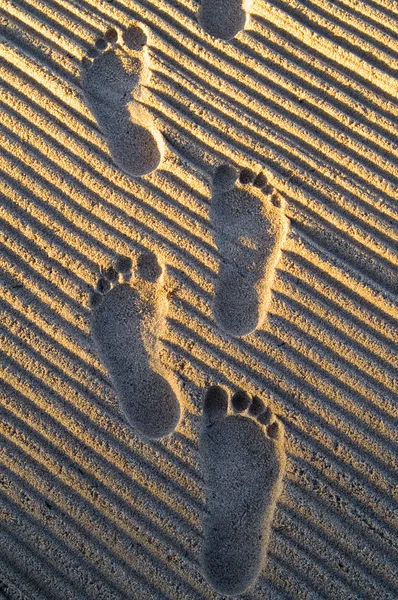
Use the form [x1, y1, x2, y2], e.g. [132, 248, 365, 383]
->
[0, 0, 397, 598]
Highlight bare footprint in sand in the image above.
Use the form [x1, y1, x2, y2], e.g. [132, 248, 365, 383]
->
[81, 24, 164, 177]
[89, 251, 181, 439]
[200, 385, 286, 596]
[198, 0, 251, 40]
[210, 164, 289, 337]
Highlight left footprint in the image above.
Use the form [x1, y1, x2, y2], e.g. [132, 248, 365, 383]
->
[89, 251, 181, 440]
[81, 24, 164, 177]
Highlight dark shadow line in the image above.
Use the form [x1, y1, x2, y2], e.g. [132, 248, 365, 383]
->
[286, 457, 398, 556]
[1, 298, 109, 391]
[0, 118, 218, 280]
[172, 292, 398, 471]
[0, 475, 165, 599]
[152, 70, 398, 252]
[152, 45, 398, 200]
[0, 413, 205, 597]
[284, 248, 398, 350]
[270, 288, 398, 413]
[1, 297, 203, 489]
[265, 0, 398, 74]
[0, 531, 57, 600]
[280, 498, 397, 593]
[0, 18, 78, 87]
[254, 7, 397, 104]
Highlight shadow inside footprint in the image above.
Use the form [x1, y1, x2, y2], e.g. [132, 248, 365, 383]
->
[81, 24, 164, 177]
[200, 385, 286, 595]
[90, 252, 181, 440]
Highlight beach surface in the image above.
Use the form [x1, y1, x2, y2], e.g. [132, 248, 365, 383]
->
[0, 0, 397, 598]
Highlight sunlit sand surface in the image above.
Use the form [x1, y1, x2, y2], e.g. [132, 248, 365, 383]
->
[0, 0, 397, 597]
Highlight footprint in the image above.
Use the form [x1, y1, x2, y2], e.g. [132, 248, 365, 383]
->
[198, 0, 251, 40]
[210, 164, 289, 337]
[81, 24, 164, 177]
[200, 385, 286, 596]
[89, 251, 181, 439]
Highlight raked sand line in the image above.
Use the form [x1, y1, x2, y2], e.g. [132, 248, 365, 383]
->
[200, 385, 286, 596]
[211, 164, 289, 337]
[198, 0, 252, 40]
[81, 24, 164, 177]
[90, 251, 181, 440]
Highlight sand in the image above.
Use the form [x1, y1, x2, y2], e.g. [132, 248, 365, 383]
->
[0, 0, 397, 598]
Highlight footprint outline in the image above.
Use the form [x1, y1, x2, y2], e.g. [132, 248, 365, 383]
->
[81, 24, 164, 177]
[200, 384, 286, 596]
[89, 251, 181, 440]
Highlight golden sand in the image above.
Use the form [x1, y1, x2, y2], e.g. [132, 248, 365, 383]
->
[0, 0, 397, 597]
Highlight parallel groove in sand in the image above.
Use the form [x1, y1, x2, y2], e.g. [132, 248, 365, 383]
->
[1, 34, 396, 298]
[3, 1, 398, 211]
[1, 0, 397, 597]
[2, 209, 394, 504]
[167, 303, 398, 501]
[0, 433, 201, 599]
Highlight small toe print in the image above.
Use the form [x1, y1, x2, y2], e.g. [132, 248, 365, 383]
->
[239, 168, 256, 185]
[95, 37, 108, 51]
[115, 255, 133, 274]
[137, 251, 162, 282]
[96, 277, 111, 294]
[86, 46, 100, 59]
[232, 389, 251, 413]
[102, 265, 118, 283]
[263, 183, 274, 195]
[213, 163, 239, 192]
[123, 24, 147, 50]
[267, 421, 280, 439]
[248, 395, 265, 416]
[105, 28, 118, 43]
[257, 406, 272, 425]
[89, 290, 103, 308]
[204, 385, 228, 424]
[253, 172, 268, 188]
[81, 56, 91, 69]
[271, 193, 282, 208]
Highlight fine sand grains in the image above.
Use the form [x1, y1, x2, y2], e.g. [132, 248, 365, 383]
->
[81, 24, 164, 177]
[200, 385, 286, 596]
[211, 164, 290, 337]
[90, 252, 181, 440]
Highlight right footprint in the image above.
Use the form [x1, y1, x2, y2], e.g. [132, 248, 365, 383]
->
[89, 251, 181, 440]
[210, 164, 290, 337]
[198, 0, 250, 40]
[81, 24, 164, 177]
[200, 385, 286, 596]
